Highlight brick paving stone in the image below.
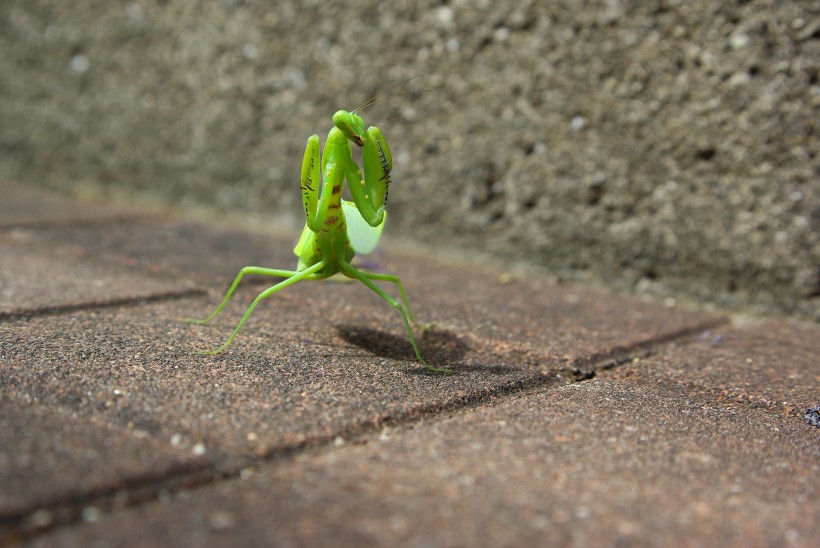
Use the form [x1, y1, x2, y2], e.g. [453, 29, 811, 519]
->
[392, 256, 719, 368]
[0, 232, 194, 317]
[0, 398, 212, 521]
[1, 180, 296, 287]
[1, 181, 206, 315]
[0, 272, 720, 470]
[31, 218, 297, 285]
[28, 347, 817, 546]
[603, 320, 820, 420]
[1, 258, 721, 541]
[0, 182, 137, 228]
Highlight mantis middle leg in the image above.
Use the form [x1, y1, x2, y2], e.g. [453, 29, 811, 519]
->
[192, 261, 326, 355]
[186, 266, 309, 326]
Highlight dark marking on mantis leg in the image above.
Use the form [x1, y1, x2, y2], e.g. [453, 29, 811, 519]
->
[377, 139, 391, 205]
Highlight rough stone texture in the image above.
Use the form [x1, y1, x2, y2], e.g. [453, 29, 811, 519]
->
[0, 398, 212, 520]
[606, 320, 820, 418]
[27, 218, 296, 286]
[28, 334, 819, 547]
[1, 1, 817, 321]
[0, 233, 193, 316]
[1, 183, 817, 546]
[0, 182, 136, 228]
[0, 252, 721, 472]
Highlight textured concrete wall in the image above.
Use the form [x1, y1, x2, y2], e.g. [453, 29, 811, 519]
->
[1, 1, 817, 320]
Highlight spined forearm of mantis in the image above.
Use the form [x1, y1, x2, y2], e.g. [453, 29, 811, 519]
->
[185, 107, 451, 373]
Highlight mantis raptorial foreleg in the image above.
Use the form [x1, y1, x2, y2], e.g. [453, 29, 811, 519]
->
[345, 127, 391, 226]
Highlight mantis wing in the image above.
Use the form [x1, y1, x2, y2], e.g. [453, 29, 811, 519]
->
[293, 223, 312, 257]
[342, 200, 386, 254]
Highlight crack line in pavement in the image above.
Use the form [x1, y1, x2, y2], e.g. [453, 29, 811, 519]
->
[0, 317, 728, 542]
[0, 289, 208, 321]
[0, 214, 167, 232]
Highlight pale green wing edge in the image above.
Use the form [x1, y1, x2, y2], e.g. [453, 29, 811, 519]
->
[342, 200, 386, 254]
[293, 223, 313, 257]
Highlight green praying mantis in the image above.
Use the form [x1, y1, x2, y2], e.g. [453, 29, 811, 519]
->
[186, 90, 451, 373]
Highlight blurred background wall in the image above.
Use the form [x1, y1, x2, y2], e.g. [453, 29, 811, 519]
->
[1, 0, 817, 320]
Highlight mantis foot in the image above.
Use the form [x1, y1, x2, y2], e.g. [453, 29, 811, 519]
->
[184, 317, 210, 326]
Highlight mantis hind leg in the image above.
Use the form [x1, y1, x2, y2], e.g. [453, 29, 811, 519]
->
[195, 261, 326, 355]
[185, 266, 305, 325]
[339, 261, 451, 374]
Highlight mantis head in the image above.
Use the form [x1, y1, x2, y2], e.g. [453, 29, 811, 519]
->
[333, 110, 366, 147]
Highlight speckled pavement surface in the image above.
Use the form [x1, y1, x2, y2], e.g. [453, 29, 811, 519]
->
[1, 182, 817, 546]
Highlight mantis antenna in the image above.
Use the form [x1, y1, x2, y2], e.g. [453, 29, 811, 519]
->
[352, 70, 442, 114]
